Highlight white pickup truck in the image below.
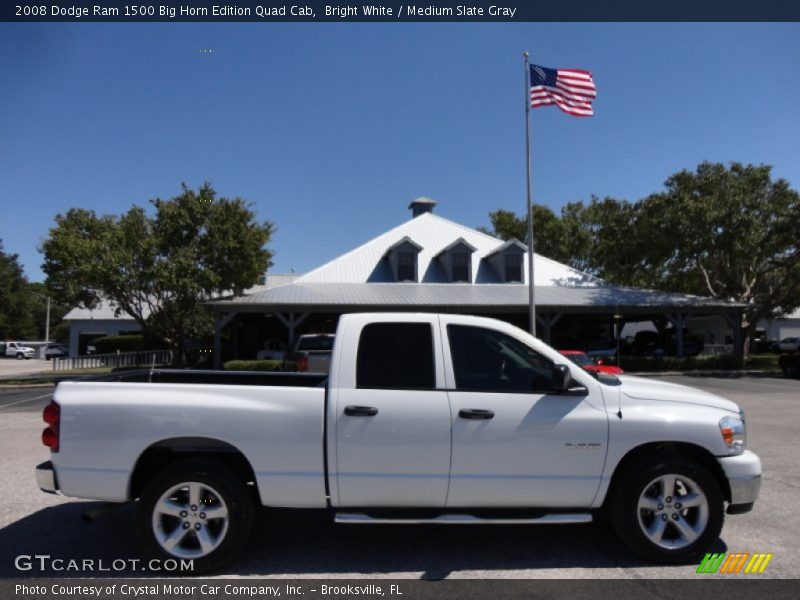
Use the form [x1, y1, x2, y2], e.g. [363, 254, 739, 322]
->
[36, 313, 761, 572]
[4, 341, 36, 359]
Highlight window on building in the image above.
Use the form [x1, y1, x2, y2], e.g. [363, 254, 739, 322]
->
[505, 254, 523, 282]
[452, 253, 470, 282]
[357, 323, 435, 389]
[447, 325, 554, 393]
[397, 251, 416, 281]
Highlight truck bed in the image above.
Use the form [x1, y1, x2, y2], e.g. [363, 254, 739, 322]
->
[50, 369, 329, 508]
[82, 368, 328, 387]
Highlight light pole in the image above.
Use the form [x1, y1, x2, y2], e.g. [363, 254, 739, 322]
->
[614, 313, 622, 367]
[30, 292, 51, 342]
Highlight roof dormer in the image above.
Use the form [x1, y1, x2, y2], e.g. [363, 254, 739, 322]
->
[384, 237, 423, 282]
[435, 237, 477, 283]
[486, 239, 527, 283]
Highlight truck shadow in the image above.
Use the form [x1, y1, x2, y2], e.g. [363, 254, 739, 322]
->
[0, 503, 727, 578]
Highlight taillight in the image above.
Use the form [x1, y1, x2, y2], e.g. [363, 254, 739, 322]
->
[297, 355, 308, 372]
[42, 401, 60, 452]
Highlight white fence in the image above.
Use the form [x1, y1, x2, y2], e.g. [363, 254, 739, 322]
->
[700, 344, 734, 356]
[52, 350, 172, 371]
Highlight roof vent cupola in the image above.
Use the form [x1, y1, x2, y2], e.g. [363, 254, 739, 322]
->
[408, 196, 437, 218]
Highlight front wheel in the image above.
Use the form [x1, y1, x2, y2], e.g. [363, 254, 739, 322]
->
[609, 455, 724, 564]
[136, 459, 254, 574]
[16, 353, 23, 360]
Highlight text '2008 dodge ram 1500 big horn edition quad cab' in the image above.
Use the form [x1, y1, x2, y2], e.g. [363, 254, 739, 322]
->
[36, 313, 761, 572]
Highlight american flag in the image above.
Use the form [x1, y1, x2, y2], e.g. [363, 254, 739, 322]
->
[529, 64, 596, 117]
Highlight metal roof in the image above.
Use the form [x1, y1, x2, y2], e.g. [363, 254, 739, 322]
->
[65, 274, 301, 322]
[63, 299, 141, 321]
[298, 212, 602, 286]
[215, 282, 740, 313]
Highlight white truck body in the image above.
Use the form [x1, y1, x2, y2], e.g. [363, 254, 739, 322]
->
[4, 341, 36, 359]
[37, 313, 761, 570]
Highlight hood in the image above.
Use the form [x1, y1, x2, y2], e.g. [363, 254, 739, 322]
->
[617, 375, 740, 414]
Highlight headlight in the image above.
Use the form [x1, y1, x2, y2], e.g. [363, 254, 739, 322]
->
[719, 413, 746, 455]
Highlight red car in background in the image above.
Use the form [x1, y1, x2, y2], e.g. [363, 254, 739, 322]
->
[559, 350, 624, 375]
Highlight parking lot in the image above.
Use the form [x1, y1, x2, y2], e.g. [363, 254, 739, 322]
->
[0, 357, 50, 379]
[0, 375, 797, 579]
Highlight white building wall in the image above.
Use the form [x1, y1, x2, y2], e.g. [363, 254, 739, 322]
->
[67, 320, 141, 357]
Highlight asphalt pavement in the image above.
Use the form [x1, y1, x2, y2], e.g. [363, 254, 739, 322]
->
[0, 357, 51, 379]
[0, 376, 797, 579]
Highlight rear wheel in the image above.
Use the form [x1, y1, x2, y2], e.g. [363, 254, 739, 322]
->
[609, 454, 724, 563]
[136, 459, 254, 573]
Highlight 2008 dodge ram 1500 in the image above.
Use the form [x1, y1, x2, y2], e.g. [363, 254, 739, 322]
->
[36, 313, 761, 572]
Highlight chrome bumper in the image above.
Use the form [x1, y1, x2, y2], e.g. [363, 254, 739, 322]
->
[36, 460, 59, 494]
[718, 450, 761, 512]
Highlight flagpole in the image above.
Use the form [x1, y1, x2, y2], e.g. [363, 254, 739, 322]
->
[523, 52, 536, 337]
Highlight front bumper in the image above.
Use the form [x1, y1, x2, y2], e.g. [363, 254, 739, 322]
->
[36, 460, 59, 494]
[718, 450, 761, 513]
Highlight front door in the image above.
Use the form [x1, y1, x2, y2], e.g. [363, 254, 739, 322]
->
[442, 320, 608, 508]
[334, 318, 451, 507]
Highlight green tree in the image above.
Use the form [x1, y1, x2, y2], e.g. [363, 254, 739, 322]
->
[0, 240, 37, 339]
[485, 162, 800, 351]
[482, 205, 571, 264]
[27, 281, 71, 341]
[481, 198, 634, 275]
[618, 162, 800, 346]
[41, 183, 275, 365]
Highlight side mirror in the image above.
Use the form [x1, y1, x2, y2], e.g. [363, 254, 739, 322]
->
[551, 364, 572, 392]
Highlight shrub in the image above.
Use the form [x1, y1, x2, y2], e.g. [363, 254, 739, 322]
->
[93, 334, 148, 354]
[744, 354, 780, 370]
[223, 359, 291, 372]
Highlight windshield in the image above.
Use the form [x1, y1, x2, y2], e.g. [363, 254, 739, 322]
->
[564, 352, 592, 366]
[298, 336, 334, 351]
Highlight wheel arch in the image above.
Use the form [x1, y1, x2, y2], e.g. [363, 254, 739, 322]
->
[604, 441, 731, 508]
[128, 437, 258, 501]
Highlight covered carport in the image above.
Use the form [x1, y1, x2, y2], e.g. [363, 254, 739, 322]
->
[211, 282, 744, 369]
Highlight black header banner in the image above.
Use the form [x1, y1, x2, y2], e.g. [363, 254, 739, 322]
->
[3, 0, 800, 22]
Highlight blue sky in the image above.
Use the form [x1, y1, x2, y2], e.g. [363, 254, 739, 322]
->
[1, 23, 798, 281]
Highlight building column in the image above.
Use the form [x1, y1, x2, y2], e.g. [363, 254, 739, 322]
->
[213, 311, 238, 370]
[722, 312, 744, 358]
[275, 312, 309, 347]
[535, 313, 562, 344]
[68, 325, 80, 358]
[666, 312, 692, 358]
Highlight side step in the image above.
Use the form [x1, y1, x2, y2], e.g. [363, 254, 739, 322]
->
[335, 512, 592, 525]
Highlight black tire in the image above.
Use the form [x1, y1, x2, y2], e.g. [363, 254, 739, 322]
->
[136, 459, 255, 574]
[608, 453, 724, 564]
[16, 353, 23, 360]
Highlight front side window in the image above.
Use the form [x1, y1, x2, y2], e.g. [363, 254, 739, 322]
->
[357, 323, 435, 389]
[505, 254, 523, 282]
[397, 252, 416, 281]
[447, 325, 554, 393]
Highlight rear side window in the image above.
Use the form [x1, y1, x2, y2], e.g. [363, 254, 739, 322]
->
[356, 323, 435, 389]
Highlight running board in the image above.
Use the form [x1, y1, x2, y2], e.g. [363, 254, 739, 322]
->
[334, 512, 592, 525]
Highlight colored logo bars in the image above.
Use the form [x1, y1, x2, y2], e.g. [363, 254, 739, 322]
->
[696, 552, 773, 574]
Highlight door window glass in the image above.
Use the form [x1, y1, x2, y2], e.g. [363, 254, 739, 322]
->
[447, 324, 554, 393]
[357, 323, 435, 389]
